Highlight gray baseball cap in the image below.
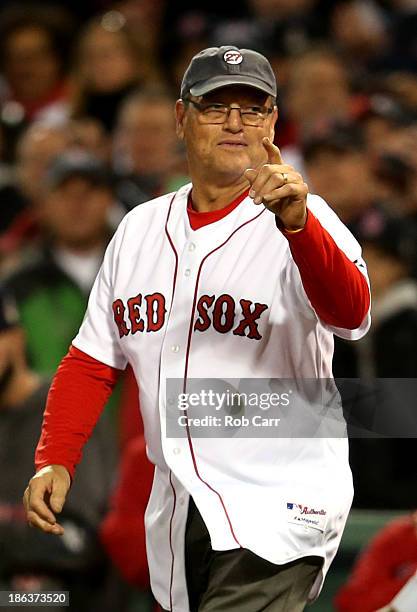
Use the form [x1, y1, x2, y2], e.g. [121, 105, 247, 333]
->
[180, 46, 277, 99]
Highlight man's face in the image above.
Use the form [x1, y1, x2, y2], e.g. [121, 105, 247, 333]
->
[286, 55, 350, 128]
[4, 26, 60, 101]
[41, 177, 112, 250]
[118, 100, 178, 175]
[176, 85, 277, 183]
[17, 127, 70, 202]
[79, 26, 137, 93]
[305, 148, 373, 222]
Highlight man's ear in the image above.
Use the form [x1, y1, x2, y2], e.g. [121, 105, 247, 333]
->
[175, 99, 186, 140]
[269, 106, 278, 142]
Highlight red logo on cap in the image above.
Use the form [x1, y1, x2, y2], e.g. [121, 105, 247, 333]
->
[223, 50, 243, 65]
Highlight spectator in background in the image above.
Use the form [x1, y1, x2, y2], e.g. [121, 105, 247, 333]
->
[0, 5, 73, 159]
[68, 116, 111, 164]
[14, 123, 70, 209]
[372, 122, 417, 221]
[0, 122, 72, 267]
[333, 208, 417, 379]
[352, 88, 417, 224]
[285, 48, 354, 141]
[355, 94, 414, 157]
[333, 209, 417, 510]
[302, 121, 380, 233]
[1, 150, 115, 376]
[0, 118, 123, 269]
[70, 13, 156, 133]
[114, 88, 188, 209]
[330, 0, 389, 72]
[0, 289, 117, 611]
[112, 0, 165, 69]
[335, 512, 417, 612]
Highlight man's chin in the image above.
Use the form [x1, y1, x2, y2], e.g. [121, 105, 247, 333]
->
[213, 152, 250, 175]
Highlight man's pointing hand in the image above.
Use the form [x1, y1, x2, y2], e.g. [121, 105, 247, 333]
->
[245, 137, 308, 231]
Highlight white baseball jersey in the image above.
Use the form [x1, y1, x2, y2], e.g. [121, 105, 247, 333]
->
[73, 183, 370, 611]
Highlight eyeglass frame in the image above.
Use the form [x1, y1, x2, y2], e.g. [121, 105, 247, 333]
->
[183, 98, 277, 126]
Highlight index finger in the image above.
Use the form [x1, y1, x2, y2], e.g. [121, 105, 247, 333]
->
[262, 137, 283, 164]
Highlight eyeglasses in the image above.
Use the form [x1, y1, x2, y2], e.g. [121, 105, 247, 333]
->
[186, 99, 276, 127]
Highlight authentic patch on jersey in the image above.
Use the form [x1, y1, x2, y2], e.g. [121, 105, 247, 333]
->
[223, 50, 243, 65]
[286, 502, 327, 531]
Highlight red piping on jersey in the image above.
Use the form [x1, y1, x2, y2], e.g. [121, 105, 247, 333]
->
[164, 193, 179, 611]
[168, 470, 177, 611]
[164, 194, 179, 308]
[165, 200, 267, 550]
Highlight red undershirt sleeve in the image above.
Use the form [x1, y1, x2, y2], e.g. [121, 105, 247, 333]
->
[278, 211, 370, 330]
[35, 345, 121, 480]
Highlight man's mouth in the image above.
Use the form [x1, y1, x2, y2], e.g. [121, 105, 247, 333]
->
[217, 140, 248, 148]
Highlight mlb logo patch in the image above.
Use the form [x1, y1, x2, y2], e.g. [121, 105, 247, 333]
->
[285, 501, 327, 531]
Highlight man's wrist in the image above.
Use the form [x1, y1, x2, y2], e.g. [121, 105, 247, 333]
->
[283, 208, 308, 232]
[276, 210, 308, 234]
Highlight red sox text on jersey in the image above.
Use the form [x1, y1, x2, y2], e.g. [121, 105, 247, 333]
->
[112, 293, 268, 340]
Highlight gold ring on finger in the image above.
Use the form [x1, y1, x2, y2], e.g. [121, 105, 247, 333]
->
[282, 172, 288, 185]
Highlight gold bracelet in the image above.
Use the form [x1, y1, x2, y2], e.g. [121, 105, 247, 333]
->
[284, 226, 305, 234]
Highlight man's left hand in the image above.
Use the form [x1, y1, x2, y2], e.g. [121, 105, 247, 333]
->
[244, 137, 308, 231]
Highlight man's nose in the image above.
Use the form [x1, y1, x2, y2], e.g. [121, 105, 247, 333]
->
[223, 107, 243, 132]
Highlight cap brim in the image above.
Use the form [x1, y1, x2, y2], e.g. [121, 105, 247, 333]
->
[189, 75, 276, 98]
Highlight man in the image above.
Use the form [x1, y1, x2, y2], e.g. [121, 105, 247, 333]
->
[23, 46, 370, 612]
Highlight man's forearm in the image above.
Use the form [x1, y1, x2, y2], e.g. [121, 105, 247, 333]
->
[281, 211, 370, 329]
[35, 346, 120, 479]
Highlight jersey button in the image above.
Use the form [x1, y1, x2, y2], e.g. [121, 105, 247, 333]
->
[171, 344, 180, 353]
[173, 447, 181, 455]
[188, 243, 196, 252]
[184, 268, 191, 277]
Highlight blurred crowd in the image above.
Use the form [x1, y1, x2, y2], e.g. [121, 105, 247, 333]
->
[0, 0, 416, 610]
